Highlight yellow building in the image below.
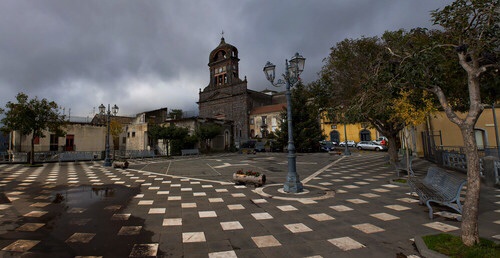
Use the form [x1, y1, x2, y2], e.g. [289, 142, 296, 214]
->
[415, 107, 500, 157]
[319, 113, 380, 143]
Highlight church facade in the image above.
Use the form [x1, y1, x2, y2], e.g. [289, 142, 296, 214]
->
[198, 37, 277, 146]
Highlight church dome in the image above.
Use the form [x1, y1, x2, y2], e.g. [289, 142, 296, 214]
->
[209, 37, 239, 64]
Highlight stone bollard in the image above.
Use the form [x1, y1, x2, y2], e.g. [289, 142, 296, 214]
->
[482, 156, 499, 187]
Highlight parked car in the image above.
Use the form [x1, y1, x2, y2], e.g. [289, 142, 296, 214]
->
[241, 140, 256, 148]
[319, 141, 335, 152]
[372, 136, 388, 145]
[356, 141, 387, 151]
[339, 140, 356, 147]
[254, 142, 266, 152]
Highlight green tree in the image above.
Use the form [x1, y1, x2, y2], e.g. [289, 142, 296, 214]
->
[195, 123, 222, 152]
[276, 82, 324, 152]
[315, 36, 412, 163]
[148, 124, 163, 152]
[397, 0, 499, 246]
[110, 119, 123, 150]
[0, 93, 66, 165]
[169, 109, 183, 119]
[168, 126, 189, 155]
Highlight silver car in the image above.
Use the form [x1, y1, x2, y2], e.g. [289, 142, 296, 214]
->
[356, 141, 387, 151]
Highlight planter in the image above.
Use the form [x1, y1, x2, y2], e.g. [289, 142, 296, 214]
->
[113, 161, 129, 169]
[233, 172, 266, 186]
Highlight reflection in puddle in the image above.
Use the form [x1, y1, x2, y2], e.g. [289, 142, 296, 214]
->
[52, 186, 117, 209]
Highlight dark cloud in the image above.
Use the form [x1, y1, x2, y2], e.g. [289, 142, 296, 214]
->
[0, 0, 453, 117]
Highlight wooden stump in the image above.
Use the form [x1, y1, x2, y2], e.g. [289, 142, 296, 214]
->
[113, 161, 129, 169]
[232, 173, 266, 186]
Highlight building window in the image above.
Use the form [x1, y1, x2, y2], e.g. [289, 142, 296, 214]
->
[224, 74, 227, 84]
[261, 116, 267, 125]
[65, 135, 75, 151]
[250, 118, 254, 125]
[122, 137, 126, 144]
[330, 130, 340, 143]
[132, 132, 136, 137]
[360, 129, 371, 141]
[50, 134, 59, 151]
[474, 129, 486, 150]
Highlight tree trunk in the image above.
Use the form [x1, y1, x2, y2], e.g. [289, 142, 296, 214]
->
[30, 135, 35, 165]
[460, 124, 481, 246]
[386, 134, 399, 164]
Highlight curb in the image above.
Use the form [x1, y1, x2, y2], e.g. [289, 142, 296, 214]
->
[414, 235, 449, 258]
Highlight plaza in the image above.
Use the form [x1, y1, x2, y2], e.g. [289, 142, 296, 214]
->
[0, 152, 499, 257]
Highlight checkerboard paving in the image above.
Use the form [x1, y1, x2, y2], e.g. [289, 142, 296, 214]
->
[0, 154, 499, 257]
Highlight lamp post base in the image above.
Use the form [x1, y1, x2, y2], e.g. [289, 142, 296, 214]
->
[283, 180, 304, 193]
[104, 159, 112, 167]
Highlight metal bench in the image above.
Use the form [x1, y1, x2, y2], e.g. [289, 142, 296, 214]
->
[181, 149, 199, 156]
[408, 166, 467, 220]
[395, 154, 414, 177]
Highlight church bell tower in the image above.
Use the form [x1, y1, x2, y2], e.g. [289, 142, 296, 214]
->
[207, 36, 241, 88]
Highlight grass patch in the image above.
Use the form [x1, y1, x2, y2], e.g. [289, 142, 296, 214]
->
[393, 178, 407, 184]
[423, 233, 500, 258]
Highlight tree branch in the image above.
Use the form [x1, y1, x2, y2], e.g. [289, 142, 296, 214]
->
[427, 86, 464, 126]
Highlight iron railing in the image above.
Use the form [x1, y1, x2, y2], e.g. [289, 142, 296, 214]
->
[433, 146, 499, 185]
[0, 149, 154, 164]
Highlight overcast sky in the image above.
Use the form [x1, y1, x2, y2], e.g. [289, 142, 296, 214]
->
[0, 0, 453, 118]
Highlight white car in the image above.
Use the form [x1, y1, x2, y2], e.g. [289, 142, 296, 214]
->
[339, 140, 356, 147]
[356, 141, 387, 151]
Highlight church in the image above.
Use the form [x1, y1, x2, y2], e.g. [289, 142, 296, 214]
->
[198, 36, 285, 147]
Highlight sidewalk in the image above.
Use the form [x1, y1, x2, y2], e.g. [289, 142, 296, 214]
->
[0, 153, 498, 257]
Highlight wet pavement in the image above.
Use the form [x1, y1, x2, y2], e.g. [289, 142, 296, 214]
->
[0, 152, 499, 257]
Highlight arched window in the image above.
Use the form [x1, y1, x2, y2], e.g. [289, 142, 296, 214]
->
[330, 130, 340, 143]
[360, 129, 371, 141]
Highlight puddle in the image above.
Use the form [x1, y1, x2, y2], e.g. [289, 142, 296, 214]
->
[52, 185, 118, 209]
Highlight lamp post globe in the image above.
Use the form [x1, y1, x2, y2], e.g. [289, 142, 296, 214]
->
[263, 53, 305, 193]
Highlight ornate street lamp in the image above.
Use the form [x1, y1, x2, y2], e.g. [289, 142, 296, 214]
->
[99, 103, 119, 166]
[263, 52, 305, 193]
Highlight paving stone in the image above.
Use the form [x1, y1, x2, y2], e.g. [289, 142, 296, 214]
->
[118, 226, 142, 235]
[1, 240, 40, 252]
[284, 223, 313, 233]
[423, 222, 459, 232]
[66, 233, 96, 243]
[129, 243, 159, 257]
[15, 223, 45, 231]
[0, 154, 497, 257]
[251, 235, 281, 248]
[328, 237, 365, 251]
[183, 232, 206, 243]
[220, 221, 244, 231]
